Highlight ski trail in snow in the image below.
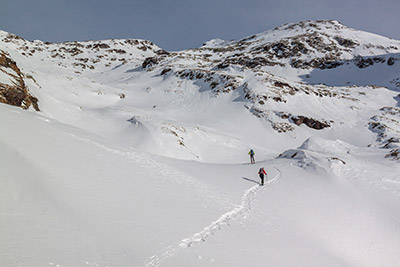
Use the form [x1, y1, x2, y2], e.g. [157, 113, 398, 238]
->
[143, 167, 281, 267]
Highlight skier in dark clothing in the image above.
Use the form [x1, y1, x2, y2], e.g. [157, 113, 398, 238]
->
[248, 149, 255, 164]
[258, 167, 267, 185]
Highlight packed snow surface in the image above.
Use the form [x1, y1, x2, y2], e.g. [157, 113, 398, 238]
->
[1, 20, 400, 267]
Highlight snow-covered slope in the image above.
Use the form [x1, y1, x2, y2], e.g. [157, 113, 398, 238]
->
[1, 20, 400, 267]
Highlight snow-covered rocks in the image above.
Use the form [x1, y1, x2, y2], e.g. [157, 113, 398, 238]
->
[0, 50, 39, 110]
[0, 20, 399, 159]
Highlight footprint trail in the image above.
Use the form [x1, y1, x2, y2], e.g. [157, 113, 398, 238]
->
[143, 167, 281, 267]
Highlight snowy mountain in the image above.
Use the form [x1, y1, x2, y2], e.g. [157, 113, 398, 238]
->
[1, 20, 400, 267]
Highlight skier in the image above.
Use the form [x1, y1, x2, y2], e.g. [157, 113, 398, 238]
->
[258, 167, 267, 186]
[248, 149, 255, 164]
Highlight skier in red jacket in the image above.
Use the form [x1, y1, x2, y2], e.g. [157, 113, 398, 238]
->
[258, 167, 267, 185]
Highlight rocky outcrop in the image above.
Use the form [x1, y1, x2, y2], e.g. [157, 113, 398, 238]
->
[0, 51, 39, 111]
[385, 148, 400, 160]
[217, 55, 281, 69]
[369, 107, 400, 142]
[1, 32, 160, 72]
[142, 56, 161, 68]
[290, 115, 330, 130]
[174, 69, 243, 94]
[249, 107, 331, 132]
[368, 106, 400, 159]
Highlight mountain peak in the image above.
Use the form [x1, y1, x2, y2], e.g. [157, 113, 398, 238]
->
[0, 20, 399, 159]
[273, 19, 344, 32]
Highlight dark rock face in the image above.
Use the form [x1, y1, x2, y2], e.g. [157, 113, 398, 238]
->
[92, 43, 111, 49]
[0, 51, 39, 111]
[175, 69, 242, 94]
[387, 57, 396, 66]
[291, 116, 330, 130]
[217, 56, 279, 69]
[334, 36, 357, 48]
[155, 49, 170, 56]
[264, 40, 310, 58]
[0, 84, 38, 110]
[142, 56, 160, 68]
[160, 68, 172, 75]
[386, 148, 400, 160]
[354, 57, 374, 68]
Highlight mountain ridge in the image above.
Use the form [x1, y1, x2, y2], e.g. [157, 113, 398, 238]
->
[0, 20, 399, 160]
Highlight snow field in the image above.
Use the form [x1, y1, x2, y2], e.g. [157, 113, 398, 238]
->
[143, 167, 281, 267]
[1, 20, 400, 267]
[0, 104, 278, 267]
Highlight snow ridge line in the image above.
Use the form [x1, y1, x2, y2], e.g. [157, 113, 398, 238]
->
[143, 167, 281, 267]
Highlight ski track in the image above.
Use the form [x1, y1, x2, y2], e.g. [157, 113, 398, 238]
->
[143, 167, 281, 267]
[66, 133, 282, 267]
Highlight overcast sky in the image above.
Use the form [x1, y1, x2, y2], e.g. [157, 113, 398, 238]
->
[1, 0, 399, 51]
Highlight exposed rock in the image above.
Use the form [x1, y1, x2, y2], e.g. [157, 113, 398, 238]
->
[155, 49, 170, 55]
[160, 68, 172, 75]
[354, 57, 374, 68]
[368, 106, 400, 154]
[272, 96, 286, 102]
[92, 43, 111, 49]
[334, 36, 357, 48]
[124, 39, 140, 46]
[329, 157, 346, 164]
[142, 56, 160, 68]
[291, 116, 330, 130]
[108, 49, 126, 54]
[383, 137, 400, 149]
[137, 45, 148, 51]
[273, 122, 295, 133]
[217, 56, 279, 69]
[387, 57, 396, 66]
[385, 148, 400, 160]
[76, 58, 89, 63]
[274, 81, 291, 88]
[0, 51, 40, 111]
[175, 69, 242, 94]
